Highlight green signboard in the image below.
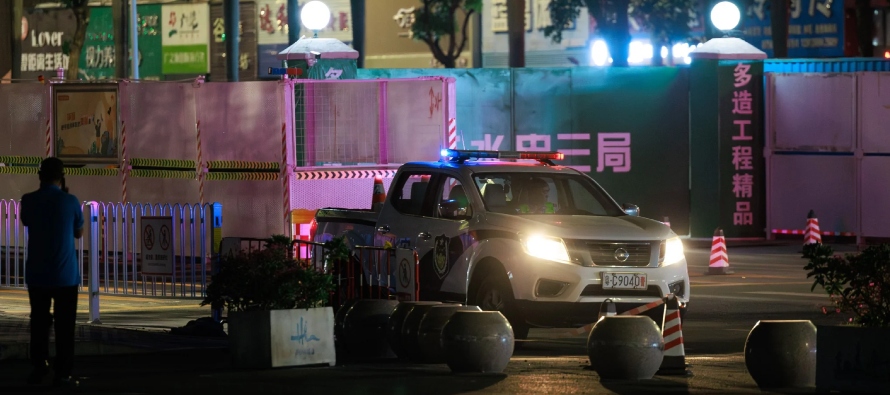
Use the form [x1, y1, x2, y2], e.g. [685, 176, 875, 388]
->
[161, 3, 210, 75]
[79, 5, 162, 80]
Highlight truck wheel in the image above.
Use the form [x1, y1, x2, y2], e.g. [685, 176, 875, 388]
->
[475, 272, 530, 340]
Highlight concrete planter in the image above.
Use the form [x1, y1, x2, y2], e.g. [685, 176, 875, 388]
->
[816, 325, 890, 393]
[401, 303, 460, 362]
[418, 305, 482, 363]
[228, 307, 336, 369]
[587, 316, 663, 380]
[341, 299, 400, 358]
[386, 301, 441, 359]
[744, 320, 816, 389]
[441, 311, 514, 373]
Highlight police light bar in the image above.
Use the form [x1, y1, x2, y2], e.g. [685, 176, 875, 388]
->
[441, 149, 564, 162]
[268, 67, 303, 77]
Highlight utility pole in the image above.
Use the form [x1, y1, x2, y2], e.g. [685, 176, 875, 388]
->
[224, 0, 240, 81]
[507, 0, 525, 68]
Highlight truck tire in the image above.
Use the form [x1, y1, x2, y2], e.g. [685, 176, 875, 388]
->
[475, 271, 530, 340]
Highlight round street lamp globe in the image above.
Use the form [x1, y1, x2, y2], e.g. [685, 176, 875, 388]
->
[300, 1, 331, 32]
[710, 1, 741, 31]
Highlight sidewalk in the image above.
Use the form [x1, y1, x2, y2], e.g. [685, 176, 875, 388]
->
[0, 313, 786, 394]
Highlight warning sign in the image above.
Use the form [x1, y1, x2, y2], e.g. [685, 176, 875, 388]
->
[142, 216, 174, 275]
[395, 248, 416, 301]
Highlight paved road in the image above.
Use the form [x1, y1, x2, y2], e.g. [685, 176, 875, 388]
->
[0, 242, 854, 394]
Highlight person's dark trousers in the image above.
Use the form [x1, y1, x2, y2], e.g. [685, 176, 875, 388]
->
[28, 285, 78, 379]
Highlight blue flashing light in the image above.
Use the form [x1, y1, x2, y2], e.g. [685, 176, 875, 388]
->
[441, 149, 564, 163]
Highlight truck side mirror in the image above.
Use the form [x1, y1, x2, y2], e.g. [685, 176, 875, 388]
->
[438, 199, 472, 220]
[622, 203, 640, 217]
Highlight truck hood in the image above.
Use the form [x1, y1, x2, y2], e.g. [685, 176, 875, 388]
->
[481, 213, 674, 241]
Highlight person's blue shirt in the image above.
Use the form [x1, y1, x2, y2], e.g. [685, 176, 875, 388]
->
[21, 184, 84, 287]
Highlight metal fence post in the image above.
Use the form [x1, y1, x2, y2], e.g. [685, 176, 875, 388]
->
[210, 202, 223, 322]
[88, 201, 101, 324]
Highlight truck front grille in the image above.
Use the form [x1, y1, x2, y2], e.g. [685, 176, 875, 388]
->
[576, 242, 653, 267]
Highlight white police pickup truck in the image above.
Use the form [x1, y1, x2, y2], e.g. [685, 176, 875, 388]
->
[313, 150, 689, 338]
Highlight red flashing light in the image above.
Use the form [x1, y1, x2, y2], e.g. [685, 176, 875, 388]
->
[885, 51, 890, 59]
[518, 152, 565, 161]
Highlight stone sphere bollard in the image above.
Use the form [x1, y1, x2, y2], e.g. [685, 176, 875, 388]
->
[744, 320, 817, 389]
[341, 299, 400, 358]
[334, 299, 360, 346]
[587, 316, 664, 380]
[418, 305, 482, 364]
[401, 303, 460, 362]
[386, 301, 441, 359]
[441, 311, 514, 373]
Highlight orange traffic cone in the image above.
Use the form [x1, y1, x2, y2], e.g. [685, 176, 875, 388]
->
[657, 294, 690, 376]
[663, 217, 671, 229]
[708, 228, 733, 275]
[372, 176, 386, 211]
[804, 210, 822, 245]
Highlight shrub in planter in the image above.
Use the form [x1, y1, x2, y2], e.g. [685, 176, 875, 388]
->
[803, 243, 890, 327]
[802, 243, 890, 393]
[201, 235, 341, 368]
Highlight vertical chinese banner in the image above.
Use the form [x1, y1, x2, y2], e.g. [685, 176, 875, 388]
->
[161, 3, 210, 75]
[256, 0, 291, 77]
[210, 2, 258, 81]
[718, 61, 764, 238]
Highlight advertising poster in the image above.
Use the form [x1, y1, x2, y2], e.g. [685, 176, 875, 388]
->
[743, 0, 844, 57]
[210, 2, 258, 81]
[54, 85, 119, 162]
[161, 3, 211, 74]
[19, 7, 76, 80]
[79, 5, 163, 80]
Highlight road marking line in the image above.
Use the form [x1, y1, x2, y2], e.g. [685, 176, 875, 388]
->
[743, 291, 829, 299]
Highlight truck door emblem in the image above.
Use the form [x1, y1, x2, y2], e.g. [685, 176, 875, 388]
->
[614, 248, 630, 262]
[434, 234, 449, 279]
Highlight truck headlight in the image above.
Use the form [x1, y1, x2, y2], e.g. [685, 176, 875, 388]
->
[662, 237, 685, 266]
[522, 235, 570, 263]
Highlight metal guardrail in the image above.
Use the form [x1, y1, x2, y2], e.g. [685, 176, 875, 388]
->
[0, 200, 221, 323]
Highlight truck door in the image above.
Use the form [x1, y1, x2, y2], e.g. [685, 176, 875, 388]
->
[413, 174, 476, 302]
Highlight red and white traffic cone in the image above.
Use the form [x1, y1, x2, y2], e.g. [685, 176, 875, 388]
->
[804, 210, 822, 245]
[657, 294, 690, 376]
[708, 228, 733, 275]
[371, 176, 386, 212]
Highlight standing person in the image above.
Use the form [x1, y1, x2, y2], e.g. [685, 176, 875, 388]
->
[21, 157, 84, 388]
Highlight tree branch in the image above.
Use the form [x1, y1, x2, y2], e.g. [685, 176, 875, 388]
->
[455, 8, 475, 59]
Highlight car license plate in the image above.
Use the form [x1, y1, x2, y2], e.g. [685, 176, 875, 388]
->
[602, 272, 647, 289]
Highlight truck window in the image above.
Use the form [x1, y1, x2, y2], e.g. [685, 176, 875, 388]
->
[434, 176, 472, 219]
[392, 173, 433, 216]
[474, 173, 623, 216]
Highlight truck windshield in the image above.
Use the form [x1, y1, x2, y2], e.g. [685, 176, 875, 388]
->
[473, 173, 624, 216]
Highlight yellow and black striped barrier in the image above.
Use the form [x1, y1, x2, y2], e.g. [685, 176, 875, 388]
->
[206, 160, 279, 171]
[129, 169, 197, 179]
[204, 172, 278, 181]
[0, 166, 39, 175]
[0, 156, 43, 165]
[129, 158, 197, 169]
[64, 168, 119, 177]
